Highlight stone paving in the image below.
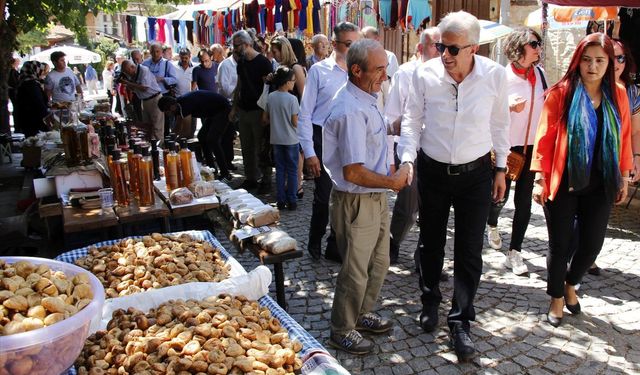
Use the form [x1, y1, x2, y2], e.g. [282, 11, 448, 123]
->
[215, 179, 640, 374]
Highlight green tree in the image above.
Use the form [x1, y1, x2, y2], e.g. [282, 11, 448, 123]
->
[16, 28, 49, 55]
[93, 37, 120, 76]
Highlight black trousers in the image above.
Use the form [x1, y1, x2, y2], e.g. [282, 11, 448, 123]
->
[416, 150, 492, 331]
[197, 109, 231, 178]
[309, 124, 338, 256]
[487, 145, 536, 251]
[543, 176, 613, 298]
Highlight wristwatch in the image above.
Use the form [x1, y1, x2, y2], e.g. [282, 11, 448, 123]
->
[495, 167, 507, 173]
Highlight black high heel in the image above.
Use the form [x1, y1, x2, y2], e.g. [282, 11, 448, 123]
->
[547, 311, 563, 327]
[565, 300, 581, 315]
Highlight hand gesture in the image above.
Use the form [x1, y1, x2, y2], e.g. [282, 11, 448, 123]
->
[532, 180, 548, 207]
[305, 156, 322, 178]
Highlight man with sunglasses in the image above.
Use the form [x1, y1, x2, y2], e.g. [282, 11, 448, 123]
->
[398, 11, 510, 362]
[298, 22, 360, 263]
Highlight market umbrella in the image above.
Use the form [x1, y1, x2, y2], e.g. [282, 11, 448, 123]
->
[478, 20, 514, 45]
[525, 5, 618, 28]
[30, 45, 102, 65]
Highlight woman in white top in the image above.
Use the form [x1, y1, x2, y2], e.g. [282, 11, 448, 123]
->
[486, 28, 548, 276]
[102, 60, 115, 112]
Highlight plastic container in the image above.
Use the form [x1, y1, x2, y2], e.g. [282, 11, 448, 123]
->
[0, 256, 105, 375]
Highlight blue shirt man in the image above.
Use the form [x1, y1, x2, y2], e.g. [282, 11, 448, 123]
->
[141, 43, 178, 95]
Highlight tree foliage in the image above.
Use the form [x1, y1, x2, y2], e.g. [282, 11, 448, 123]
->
[16, 28, 49, 55]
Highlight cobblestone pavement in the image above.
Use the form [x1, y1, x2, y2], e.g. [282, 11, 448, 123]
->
[215, 178, 640, 374]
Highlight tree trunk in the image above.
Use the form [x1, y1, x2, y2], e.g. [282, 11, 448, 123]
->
[0, 19, 17, 134]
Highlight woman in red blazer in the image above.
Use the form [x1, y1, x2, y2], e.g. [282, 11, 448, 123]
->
[530, 33, 632, 327]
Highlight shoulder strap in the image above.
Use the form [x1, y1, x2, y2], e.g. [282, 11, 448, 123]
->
[164, 60, 169, 77]
[537, 66, 547, 91]
[522, 78, 536, 155]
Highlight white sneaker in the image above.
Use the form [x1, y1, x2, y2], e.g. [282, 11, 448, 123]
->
[505, 249, 529, 276]
[487, 225, 502, 250]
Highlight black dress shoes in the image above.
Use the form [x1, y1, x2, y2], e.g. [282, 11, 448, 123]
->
[307, 243, 321, 260]
[450, 326, 476, 362]
[419, 304, 439, 332]
[566, 300, 581, 315]
[546, 312, 562, 327]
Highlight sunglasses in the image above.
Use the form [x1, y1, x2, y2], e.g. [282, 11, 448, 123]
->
[335, 40, 353, 48]
[527, 40, 542, 49]
[435, 43, 473, 56]
[616, 54, 626, 64]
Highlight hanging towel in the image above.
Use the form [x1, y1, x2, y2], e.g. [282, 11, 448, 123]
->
[157, 19, 166, 43]
[299, 0, 308, 32]
[147, 17, 157, 41]
[179, 20, 187, 48]
[186, 21, 194, 45]
[125, 16, 132, 43]
[165, 19, 174, 47]
[407, 0, 431, 29]
[172, 20, 180, 47]
[266, 0, 276, 32]
[312, 0, 320, 34]
[135, 16, 147, 43]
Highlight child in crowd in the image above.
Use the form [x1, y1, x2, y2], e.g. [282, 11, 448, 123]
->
[262, 66, 300, 210]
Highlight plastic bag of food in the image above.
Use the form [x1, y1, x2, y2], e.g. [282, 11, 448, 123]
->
[254, 229, 297, 254]
[169, 187, 194, 205]
[189, 181, 216, 198]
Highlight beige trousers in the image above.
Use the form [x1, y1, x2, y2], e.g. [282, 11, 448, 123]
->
[141, 94, 164, 141]
[330, 190, 390, 335]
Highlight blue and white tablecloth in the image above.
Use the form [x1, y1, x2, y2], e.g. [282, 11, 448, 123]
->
[59, 230, 328, 375]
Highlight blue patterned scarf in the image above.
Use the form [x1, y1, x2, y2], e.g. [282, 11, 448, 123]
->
[566, 80, 621, 199]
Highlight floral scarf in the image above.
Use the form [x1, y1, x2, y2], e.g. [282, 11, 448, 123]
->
[566, 80, 621, 199]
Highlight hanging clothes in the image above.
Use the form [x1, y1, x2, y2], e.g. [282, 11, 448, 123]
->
[389, 0, 398, 28]
[294, 0, 302, 29]
[125, 16, 133, 44]
[398, 0, 409, 30]
[360, 0, 376, 28]
[407, 0, 431, 29]
[147, 17, 157, 41]
[266, 0, 275, 32]
[282, 0, 291, 31]
[378, 0, 392, 26]
[136, 16, 147, 43]
[129, 16, 138, 42]
[306, 0, 313, 35]
[312, 0, 321, 34]
[179, 21, 187, 47]
[157, 19, 166, 43]
[275, 0, 283, 26]
[172, 20, 180, 47]
[186, 21, 194, 45]
[299, 0, 308, 32]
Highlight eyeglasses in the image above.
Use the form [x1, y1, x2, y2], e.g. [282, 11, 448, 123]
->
[527, 40, 542, 49]
[435, 43, 473, 56]
[335, 40, 353, 48]
[616, 54, 626, 64]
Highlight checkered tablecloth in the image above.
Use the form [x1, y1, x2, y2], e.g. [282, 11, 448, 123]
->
[59, 230, 328, 375]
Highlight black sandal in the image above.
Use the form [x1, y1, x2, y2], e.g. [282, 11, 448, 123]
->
[297, 187, 304, 199]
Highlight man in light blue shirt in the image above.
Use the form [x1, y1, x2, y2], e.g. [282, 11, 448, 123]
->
[297, 22, 360, 262]
[323, 39, 410, 355]
[142, 43, 178, 137]
[84, 63, 98, 95]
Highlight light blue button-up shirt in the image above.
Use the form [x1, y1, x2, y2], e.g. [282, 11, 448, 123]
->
[141, 58, 178, 94]
[323, 81, 389, 194]
[297, 56, 348, 158]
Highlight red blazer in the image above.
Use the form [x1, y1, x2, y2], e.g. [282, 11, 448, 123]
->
[530, 81, 633, 201]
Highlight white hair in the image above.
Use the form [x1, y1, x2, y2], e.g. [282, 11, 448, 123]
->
[420, 27, 441, 45]
[311, 34, 328, 46]
[347, 39, 383, 78]
[231, 30, 253, 45]
[438, 11, 480, 45]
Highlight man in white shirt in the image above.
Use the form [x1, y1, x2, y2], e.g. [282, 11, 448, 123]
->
[298, 22, 360, 262]
[386, 27, 440, 265]
[45, 51, 82, 103]
[398, 11, 509, 362]
[324, 39, 410, 355]
[361, 26, 399, 78]
[306, 34, 329, 70]
[119, 60, 164, 141]
[174, 48, 194, 138]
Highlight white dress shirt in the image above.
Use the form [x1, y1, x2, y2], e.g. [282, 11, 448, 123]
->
[217, 56, 237, 101]
[128, 64, 162, 100]
[384, 59, 421, 123]
[174, 62, 194, 97]
[323, 81, 389, 193]
[398, 55, 510, 168]
[385, 50, 399, 79]
[506, 65, 546, 147]
[297, 56, 348, 158]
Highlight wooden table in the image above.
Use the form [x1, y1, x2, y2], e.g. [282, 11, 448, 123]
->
[62, 205, 118, 234]
[153, 180, 220, 218]
[214, 211, 302, 310]
[114, 192, 171, 233]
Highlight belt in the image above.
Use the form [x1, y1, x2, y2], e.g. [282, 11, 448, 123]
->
[420, 150, 491, 176]
[142, 92, 161, 101]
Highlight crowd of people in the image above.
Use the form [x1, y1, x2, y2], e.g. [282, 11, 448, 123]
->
[6, 9, 640, 363]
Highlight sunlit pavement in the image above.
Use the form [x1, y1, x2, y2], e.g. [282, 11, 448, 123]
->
[214, 180, 640, 374]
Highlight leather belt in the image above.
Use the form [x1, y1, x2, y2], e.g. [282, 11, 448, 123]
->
[142, 92, 161, 101]
[420, 150, 491, 176]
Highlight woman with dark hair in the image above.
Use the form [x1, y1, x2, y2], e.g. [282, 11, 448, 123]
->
[612, 39, 640, 182]
[531, 33, 632, 327]
[486, 28, 547, 276]
[15, 61, 49, 137]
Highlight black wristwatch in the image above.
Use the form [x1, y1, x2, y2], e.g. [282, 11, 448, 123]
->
[495, 167, 507, 173]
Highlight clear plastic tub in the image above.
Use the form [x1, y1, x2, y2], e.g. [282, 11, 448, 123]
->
[0, 256, 105, 375]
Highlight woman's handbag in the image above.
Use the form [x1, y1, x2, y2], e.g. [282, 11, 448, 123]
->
[506, 76, 537, 181]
